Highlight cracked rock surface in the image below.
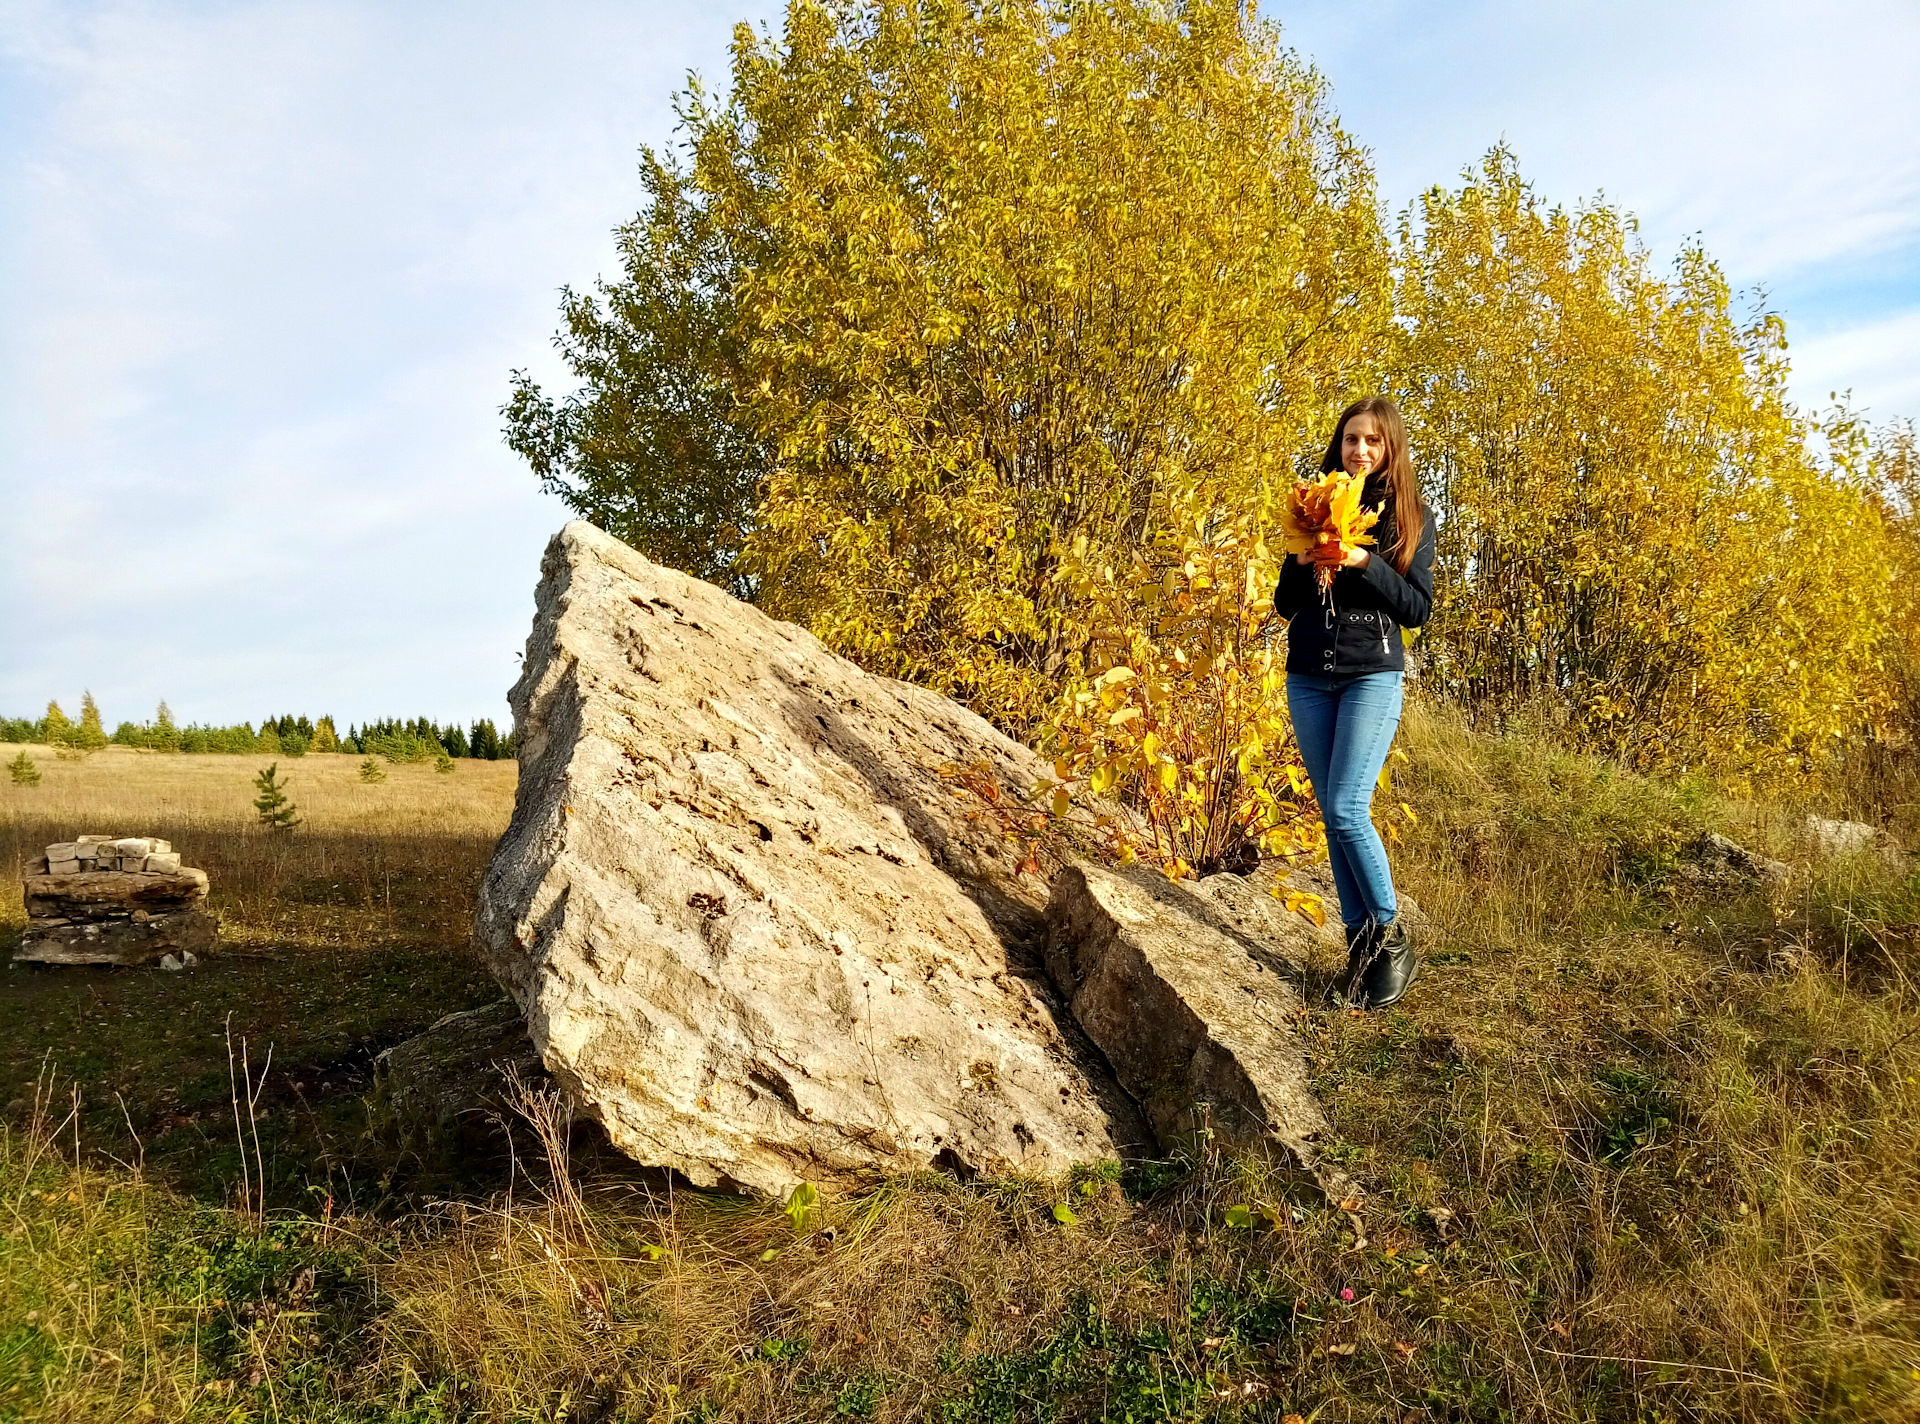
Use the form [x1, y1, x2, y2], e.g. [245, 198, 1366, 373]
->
[476, 522, 1150, 1195]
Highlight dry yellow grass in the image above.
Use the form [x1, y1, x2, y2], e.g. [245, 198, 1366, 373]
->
[1, 744, 517, 941]
[1, 746, 513, 1221]
[3, 719, 1919, 1422]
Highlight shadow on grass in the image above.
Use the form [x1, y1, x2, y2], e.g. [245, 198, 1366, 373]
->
[2, 827, 520, 1212]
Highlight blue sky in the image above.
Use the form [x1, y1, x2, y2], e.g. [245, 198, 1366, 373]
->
[3, 0, 1916, 730]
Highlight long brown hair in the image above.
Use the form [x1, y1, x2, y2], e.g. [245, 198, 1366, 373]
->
[1319, 396, 1422, 575]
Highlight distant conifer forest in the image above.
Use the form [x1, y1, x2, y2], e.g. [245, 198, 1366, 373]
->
[0, 698, 513, 760]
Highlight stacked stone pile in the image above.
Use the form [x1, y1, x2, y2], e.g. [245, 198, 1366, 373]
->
[16, 836, 216, 967]
[45, 836, 184, 875]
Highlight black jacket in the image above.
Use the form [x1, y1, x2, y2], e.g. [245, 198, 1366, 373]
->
[1274, 482, 1436, 676]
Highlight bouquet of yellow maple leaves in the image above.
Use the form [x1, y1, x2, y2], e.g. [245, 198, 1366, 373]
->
[1280, 470, 1382, 594]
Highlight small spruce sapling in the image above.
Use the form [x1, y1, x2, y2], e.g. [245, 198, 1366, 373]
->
[8, 751, 41, 786]
[358, 757, 387, 784]
[434, 749, 455, 774]
[77, 691, 109, 751]
[252, 763, 301, 832]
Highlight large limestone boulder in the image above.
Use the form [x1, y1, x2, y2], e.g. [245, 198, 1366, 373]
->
[478, 522, 1150, 1194]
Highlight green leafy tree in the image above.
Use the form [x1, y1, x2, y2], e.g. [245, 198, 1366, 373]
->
[470, 719, 503, 761]
[152, 700, 181, 753]
[8, 751, 41, 786]
[252, 764, 300, 832]
[262, 714, 311, 756]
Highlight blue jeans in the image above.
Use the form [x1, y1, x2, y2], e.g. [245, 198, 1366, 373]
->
[1286, 672, 1404, 929]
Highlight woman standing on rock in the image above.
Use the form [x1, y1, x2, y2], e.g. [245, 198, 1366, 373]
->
[1273, 397, 1436, 1010]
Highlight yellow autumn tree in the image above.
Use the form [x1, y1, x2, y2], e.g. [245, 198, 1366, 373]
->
[510, 0, 1390, 735]
[1392, 149, 1895, 781]
[1843, 416, 1920, 794]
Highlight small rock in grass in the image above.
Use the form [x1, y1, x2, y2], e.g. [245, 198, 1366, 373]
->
[1803, 815, 1905, 871]
[160, 954, 183, 972]
[1677, 833, 1791, 892]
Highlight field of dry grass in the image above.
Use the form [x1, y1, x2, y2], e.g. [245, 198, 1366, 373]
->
[0, 744, 517, 938]
[0, 746, 513, 1202]
[3, 720, 1918, 1423]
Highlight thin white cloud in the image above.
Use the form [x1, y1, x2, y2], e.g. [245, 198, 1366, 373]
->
[0, 0, 785, 725]
[1789, 308, 1920, 420]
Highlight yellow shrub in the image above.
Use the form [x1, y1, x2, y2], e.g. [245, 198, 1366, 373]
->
[1038, 481, 1322, 882]
[1395, 149, 1896, 783]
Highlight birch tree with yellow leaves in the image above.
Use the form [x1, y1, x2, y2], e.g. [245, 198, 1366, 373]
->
[1393, 150, 1895, 781]
[508, 0, 1390, 735]
[512, 6, 1911, 795]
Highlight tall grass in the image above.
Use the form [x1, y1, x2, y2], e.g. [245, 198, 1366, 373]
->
[2, 720, 1917, 1421]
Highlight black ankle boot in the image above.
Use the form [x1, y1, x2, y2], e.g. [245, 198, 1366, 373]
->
[1360, 918, 1419, 1009]
[1329, 921, 1379, 1008]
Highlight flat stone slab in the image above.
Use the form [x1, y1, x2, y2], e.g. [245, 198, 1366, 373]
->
[1045, 862, 1361, 1203]
[371, 1001, 552, 1158]
[16, 864, 216, 967]
[476, 521, 1149, 1196]
[16, 909, 217, 967]
[24, 868, 209, 909]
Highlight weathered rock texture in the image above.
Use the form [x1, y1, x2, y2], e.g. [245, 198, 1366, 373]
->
[478, 522, 1150, 1195]
[371, 1000, 551, 1158]
[1677, 832, 1791, 893]
[16, 836, 215, 966]
[1045, 862, 1359, 1203]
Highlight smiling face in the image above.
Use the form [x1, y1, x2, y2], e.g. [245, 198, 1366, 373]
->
[1341, 412, 1388, 477]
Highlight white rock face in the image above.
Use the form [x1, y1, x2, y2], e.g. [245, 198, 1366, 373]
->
[1803, 815, 1905, 870]
[477, 522, 1150, 1195]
